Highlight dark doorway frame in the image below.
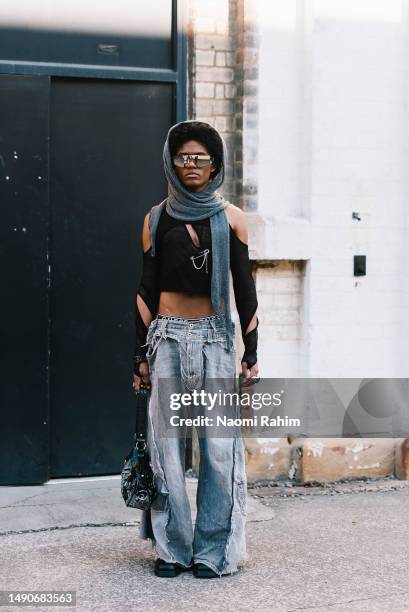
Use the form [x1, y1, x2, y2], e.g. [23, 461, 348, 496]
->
[0, 0, 187, 122]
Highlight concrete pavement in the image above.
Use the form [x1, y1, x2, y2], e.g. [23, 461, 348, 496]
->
[1, 476, 408, 611]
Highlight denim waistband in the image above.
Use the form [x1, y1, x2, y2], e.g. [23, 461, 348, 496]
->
[157, 313, 219, 323]
[153, 313, 231, 336]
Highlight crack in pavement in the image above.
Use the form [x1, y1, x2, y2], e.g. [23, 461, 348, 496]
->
[0, 490, 54, 509]
[0, 521, 140, 537]
[0, 513, 275, 537]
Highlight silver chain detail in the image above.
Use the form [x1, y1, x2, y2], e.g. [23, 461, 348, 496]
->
[190, 249, 210, 273]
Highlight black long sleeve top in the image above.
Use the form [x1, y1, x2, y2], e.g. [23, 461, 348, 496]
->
[133, 206, 259, 370]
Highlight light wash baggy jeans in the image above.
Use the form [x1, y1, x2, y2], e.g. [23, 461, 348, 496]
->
[139, 313, 247, 576]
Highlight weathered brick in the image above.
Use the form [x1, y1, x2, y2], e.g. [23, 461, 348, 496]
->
[215, 116, 227, 132]
[258, 293, 274, 309]
[244, 79, 257, 96]
[212, 99, 234, 115]
[195, 99, 214, 116]
[195, 49, 215, 66]
[274, 310, 300, 325]
[244, 66, 258, 79]
[232, 159, 243, 175]
[193, 115, 214, 126]
[235, 48, 243, 64]
[195, 34, 234, 51]
[215, 84, 224, 99]
[243, 48, 258, 65]
[196, 82, 215, 98]
[225, 116, 236, 131]
[222, 131, 240, 147]
[235, 80, 244, 97]
[225, 51, 235, 66]
[224, 164, 234, 179]
[273, 293, 296, 308]
[195, 66, 235, 83]
[272, 277, 303, 293]
[215, 52, 226, 67]
[225, 84, 237, 99]
[243, 32, 259, 47]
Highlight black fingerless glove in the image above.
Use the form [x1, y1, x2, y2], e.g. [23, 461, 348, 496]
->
[133, 354, 148, 378]
[241, 316, 259, 369]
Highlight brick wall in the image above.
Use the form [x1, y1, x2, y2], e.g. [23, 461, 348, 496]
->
[187, 0, 240, 205]
[187, 0, 259, 212]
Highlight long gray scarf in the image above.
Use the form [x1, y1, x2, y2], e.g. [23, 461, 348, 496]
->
[148, 120, 234, 351]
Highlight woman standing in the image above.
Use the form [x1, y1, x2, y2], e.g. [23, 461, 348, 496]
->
[132, 120, 259, 578]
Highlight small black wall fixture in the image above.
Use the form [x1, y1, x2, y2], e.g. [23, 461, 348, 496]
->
[354, 255, 366, 276]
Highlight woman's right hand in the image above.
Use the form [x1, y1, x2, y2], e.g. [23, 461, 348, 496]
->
[132, 361, 151, 392]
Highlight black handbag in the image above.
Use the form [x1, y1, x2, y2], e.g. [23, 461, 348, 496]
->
[121, 383, 155, 511]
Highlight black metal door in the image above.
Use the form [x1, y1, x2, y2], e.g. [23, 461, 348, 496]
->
[0, 0, 185, 484]
[49, 78, 172, 477]
[0, 75, 173, 483]
[0, 75, 50, 485]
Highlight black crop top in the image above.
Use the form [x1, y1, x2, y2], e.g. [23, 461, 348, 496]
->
[133, 206, 259, 370]
[157, 208, 213, 293]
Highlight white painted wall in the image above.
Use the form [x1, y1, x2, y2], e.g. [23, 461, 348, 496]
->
[256, 0, 409, 377]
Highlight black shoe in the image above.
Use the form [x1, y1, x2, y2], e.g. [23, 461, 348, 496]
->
[154, 558, 192, 578]
[193, 563, 220, 579]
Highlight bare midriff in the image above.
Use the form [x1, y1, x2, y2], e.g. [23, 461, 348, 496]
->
[158, 291, 215, 318]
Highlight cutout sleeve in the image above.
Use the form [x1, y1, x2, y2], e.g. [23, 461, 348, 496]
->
[230, 231, 259, 368]
[133, 246, 160, 365]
